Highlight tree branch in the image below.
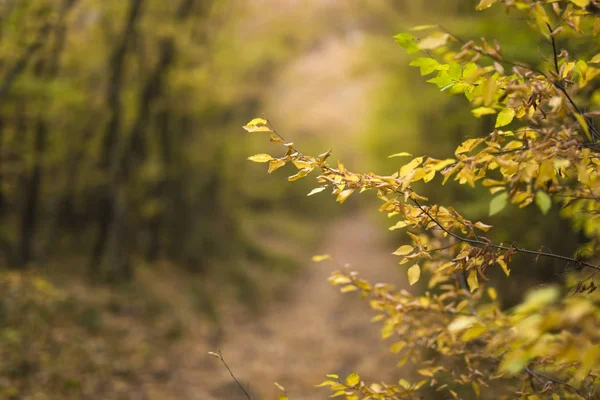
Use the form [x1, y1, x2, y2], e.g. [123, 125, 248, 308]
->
[409, 197, 600, 273]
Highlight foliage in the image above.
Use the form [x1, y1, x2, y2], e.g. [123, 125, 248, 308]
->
[0, 271, 183, 399]
[244, 1, 600, 398]
[0, 0, 326, 304]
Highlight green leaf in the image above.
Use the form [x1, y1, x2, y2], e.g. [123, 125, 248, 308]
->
[427, 71, 454, 89]
[409, 57, 441, 76]
[489, 192, 508, 216]
[495, 108, 515, 128]
[447, 62, 462, 80]
[393, 33, 419, 54]
[534, 191, 552, 215]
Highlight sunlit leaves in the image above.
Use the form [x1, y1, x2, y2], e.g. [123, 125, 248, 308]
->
[495, 108, 514, 128]
[407, 264, 420, 286]
[467, 270, 479, 292]
[311, 254, 331, 262]
[471, 106, 496, 117]
[399, 157, 424, 177]
[268, 159, 286, 173]
[409, 57, 445, 76]
[243, 118, 272, 133]
[393, 245, 414, 256]
[247, 153, 273, 163]
[307, 187, 327, 196]
[336, 189, 354, 204]
[476, 0, 498, 10]
[393, 33, 419, 54]
[418, 33, 451, 50]
[244, 2, 600, 398]
[345, 372, 360, 387]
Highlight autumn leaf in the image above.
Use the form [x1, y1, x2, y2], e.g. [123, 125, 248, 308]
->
[495, 108, 515, 128]
[467, 270, 479, 292]
[408, 264, 420, 286]
[345, 372, 360, 387]
[393, 245, 414, 256]
[248, 154, 273, 163]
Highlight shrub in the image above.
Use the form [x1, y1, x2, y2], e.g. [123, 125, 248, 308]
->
[238, 1, 600, 399]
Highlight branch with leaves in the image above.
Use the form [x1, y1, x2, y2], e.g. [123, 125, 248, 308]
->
[241, 1, 600, 399]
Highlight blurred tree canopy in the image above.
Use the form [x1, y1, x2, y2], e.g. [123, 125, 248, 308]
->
[0, 0, 336, 296]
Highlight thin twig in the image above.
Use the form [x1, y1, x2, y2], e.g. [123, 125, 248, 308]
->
[525, 366, 587, 399]
[409, 197, 600, 273]
[215, 350, 253, 400]
[546, 24, 600, 141]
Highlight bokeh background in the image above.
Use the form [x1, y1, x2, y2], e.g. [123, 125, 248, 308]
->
[0, 0, 582, 399]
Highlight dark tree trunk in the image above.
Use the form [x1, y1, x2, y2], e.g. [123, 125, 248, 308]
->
[90, 0, 144, 280]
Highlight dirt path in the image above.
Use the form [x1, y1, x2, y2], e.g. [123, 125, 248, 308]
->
[166, 3, 409, 398]
[174, 212, 408, 400]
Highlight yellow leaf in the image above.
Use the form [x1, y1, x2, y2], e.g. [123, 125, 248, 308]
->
[467, 270, 479, 292]
[312, 254, 331, 262]
[574, 113, 592, 141]
[292, 159, 314, 169]
[398, 379, 411, 389]
[336, 189, 354, 204]
[570, 0, 590, 7]
[268, 159, 286, 173]
[455, 138, 483, 155]
[307, 187, 327, 196]
[418, 33, 451, 50]
[472, 382, 480, 398]
[340, 285, 358, 293]
[476, 0, 498, 10]
[474, 221, 493, 232]
[408, 264, 421, 286]
[471, 106, 497, 117]
[389, 221, 409, 231]
[393, 245, 414, 256]
[400, 157, 424, 177]
[497, 259, 510, 276]
[246, 117, 267, 126]
[448, 316, 477, 333]
[535, 161, 557, 187]
[248, 154, 273, 163]
[243, 124, 272, 133]
[345, 372, 360, 387]
[388, 152, 412, 158]
[288, 169, 311, 181]
[495, 108, 515, 128]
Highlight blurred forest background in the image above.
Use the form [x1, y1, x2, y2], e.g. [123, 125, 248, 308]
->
[0, 0, 584, 399]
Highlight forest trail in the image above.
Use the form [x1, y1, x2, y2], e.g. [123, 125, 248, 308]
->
[181, 212, 409, 400]
[169, 2, 408, 398]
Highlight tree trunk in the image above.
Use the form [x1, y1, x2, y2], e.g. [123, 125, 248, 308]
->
[90, 0, 144, 281]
